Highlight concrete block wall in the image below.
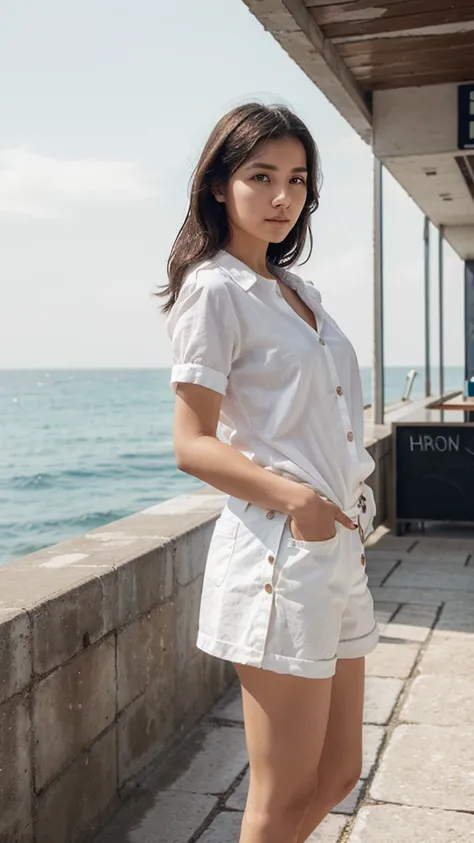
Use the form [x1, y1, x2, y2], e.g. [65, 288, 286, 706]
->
[0, 432, 393, 843]
[0, 492, 234, 843]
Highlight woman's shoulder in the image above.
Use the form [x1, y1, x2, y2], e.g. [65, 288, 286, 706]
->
[167, 257, 238, 335]
[182, 257, 235, 294]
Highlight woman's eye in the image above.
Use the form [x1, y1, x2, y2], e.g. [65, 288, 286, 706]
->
[252, 173, 270, 182]
[291, 176, 307, 185]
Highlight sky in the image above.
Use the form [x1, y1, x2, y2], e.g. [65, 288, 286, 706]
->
[0, 0, 465, 370]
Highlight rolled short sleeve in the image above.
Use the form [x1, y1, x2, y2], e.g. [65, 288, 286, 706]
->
[166, 268, 240, 396]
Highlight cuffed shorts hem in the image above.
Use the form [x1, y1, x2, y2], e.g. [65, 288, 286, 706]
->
[197, 631, 338, 679]
[336, 622, 380, 659]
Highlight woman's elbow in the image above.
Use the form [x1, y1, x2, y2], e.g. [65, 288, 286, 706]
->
[174, 439, 200, 475]
[175, 449, 193, 474]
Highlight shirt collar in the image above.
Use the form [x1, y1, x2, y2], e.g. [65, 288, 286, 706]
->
[212, 249, 321, 307]
[212, 249, 300, 292]
[212, 250, 259, 291]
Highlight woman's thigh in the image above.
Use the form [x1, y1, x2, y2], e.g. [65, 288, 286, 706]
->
[234, 663, 333, 806]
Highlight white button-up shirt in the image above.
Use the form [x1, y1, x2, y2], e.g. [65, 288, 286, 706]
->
[167, 250, 375, 510]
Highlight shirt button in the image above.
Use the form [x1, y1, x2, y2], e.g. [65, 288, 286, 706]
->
[266, 510, 275, 520]
[264, 583, 273, 594]
[336, 386, 344, 396]
[361, 553, 366, 566]
[267, 554, 275, 564]
[319, 337, 326, 346]
[347, 431, 354, 442]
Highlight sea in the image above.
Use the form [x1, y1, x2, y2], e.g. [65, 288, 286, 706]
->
[0, 366, 464, 566]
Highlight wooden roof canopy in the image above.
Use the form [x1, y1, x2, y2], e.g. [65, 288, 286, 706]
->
[310, 0, 474, 91]
[242, 0, 474, 141]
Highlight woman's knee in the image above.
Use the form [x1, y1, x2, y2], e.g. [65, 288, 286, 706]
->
[245, 778, 317, 835]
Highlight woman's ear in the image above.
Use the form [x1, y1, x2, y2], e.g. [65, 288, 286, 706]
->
[211, 182, 226, 204]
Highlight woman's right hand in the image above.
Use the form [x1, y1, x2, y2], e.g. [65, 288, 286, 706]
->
[289, 489, 357, 542]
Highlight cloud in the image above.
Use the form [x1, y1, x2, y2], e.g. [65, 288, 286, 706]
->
[0, 145, 157, 218]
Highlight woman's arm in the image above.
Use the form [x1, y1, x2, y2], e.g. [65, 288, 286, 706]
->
[173, 382, 356, 540]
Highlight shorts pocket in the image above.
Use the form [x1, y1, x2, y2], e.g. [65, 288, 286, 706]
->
[205, 508, 239, 587]
[359, 485, 376, 540]
[288, 528, 340, 555]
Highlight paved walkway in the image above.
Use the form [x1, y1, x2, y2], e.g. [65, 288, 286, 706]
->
[94, 525, 474, 843]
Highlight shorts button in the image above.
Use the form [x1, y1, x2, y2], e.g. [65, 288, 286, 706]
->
[361, 553, 366, 566]
[264, 583, 273, 594]
[267, 554, 275, 564]
[266, 510, 275, 520]
[347, 431, 354, 442]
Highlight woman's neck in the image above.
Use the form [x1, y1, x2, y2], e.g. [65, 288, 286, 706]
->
[224, 231, 274, 280]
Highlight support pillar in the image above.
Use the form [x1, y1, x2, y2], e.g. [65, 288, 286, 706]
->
[372, 158, 384, 424]
[424, 217, 431, 397]
[438, 226, 444, 398]
[465, 260, 474, 382]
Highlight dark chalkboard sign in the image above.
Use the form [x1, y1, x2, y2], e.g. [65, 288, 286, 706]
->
[395, 423, 474, 523]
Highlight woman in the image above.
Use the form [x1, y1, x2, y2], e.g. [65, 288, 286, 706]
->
[161, 103, 379, 843]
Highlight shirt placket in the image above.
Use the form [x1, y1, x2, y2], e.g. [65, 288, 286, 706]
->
[317, 334, 360, 488]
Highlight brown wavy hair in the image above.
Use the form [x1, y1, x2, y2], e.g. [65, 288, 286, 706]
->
[158, 103, 322, 313]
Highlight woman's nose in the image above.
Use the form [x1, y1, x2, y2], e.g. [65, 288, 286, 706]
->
[272, 189, 290, 207]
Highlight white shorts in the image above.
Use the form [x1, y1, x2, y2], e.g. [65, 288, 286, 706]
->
[197, 490, 379, 679]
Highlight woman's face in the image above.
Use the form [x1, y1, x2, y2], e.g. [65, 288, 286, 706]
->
[215, 136, 308, 245]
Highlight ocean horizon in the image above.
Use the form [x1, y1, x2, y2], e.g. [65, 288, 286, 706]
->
[1, 365, 464, 565]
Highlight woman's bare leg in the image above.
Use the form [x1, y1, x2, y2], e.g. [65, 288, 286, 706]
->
[297, 657, 365, 842]
[234, 663, 333, 843]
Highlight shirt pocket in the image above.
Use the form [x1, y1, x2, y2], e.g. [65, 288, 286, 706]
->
[205, 508, 240, 587]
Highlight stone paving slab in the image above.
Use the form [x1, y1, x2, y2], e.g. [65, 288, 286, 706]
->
[418, 630, 474, 677]
[365, 641, 420, 678]
[401, 675, 474, 726]
[410, 537, 474, 552]
[383, 621, 431, 643]
[370, 585, 467, 605]
[94, 790, 217, 843]
[366, 561, 400, 587]
[401, 546, 471, 564]
[394, 603, 440, 625]
[365, 534, 416, 552]
[332, 780, 364, 815]
[347, 804, 474, 843]
[304, 815, 349, 842]
[372, 601, 400, 627]
[383, 563, 474, 592]
[141, 724, 248, 796]
[363, 677, 403, 725]
[212, 687, 243, 724]
[436, 601, 474, 632]
[370, 723, 474, 812]
[197, 811, 242, 843]
[360, 725, 385, 778]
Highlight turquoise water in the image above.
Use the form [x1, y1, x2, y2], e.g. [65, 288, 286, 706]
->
[0, 366, 463, 565]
